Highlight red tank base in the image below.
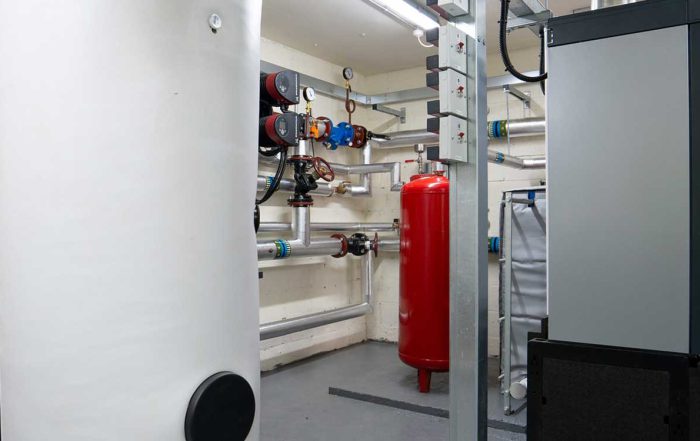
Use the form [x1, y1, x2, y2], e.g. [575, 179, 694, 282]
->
[418, 369, 432, 393]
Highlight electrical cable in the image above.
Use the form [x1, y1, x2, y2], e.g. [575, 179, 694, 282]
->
[258, 145, 283, 157]
[499, 0, 548, 83]
[256, 147, 288, 205]
[416, 34, 434, 48]
[539, 28, 546, 95]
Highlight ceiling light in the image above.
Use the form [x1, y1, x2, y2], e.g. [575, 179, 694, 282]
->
[368, 0, 440, 30]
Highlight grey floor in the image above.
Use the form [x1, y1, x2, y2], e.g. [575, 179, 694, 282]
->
[261, 341, 526, 441]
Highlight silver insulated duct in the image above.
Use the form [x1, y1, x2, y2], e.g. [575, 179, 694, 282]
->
[591, 0, 644, 9]
[0, 1, 262, 440]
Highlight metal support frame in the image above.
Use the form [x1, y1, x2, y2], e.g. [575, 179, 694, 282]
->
[450, 0, 488, 439]
[506, 10, 552, 32]
[506, 0, 551, 35]
[499, 194, 514, 414]
[372, 104, 406, 123]
[488, 70, 542, 89]
[503, 85, 531, 110]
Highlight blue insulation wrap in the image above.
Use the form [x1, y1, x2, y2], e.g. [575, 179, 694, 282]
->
[274, 240, 291, 259]
[488, 236, 500, 253]
[488, 120, 508, 139]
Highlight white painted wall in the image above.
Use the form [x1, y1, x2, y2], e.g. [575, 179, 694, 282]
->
[259, 39, 546, 370]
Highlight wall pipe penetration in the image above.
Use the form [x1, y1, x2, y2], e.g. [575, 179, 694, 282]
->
[260, 252, 374, 340]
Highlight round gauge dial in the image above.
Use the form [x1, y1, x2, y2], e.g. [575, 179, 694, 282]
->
[303, 87, 316, 102]
[342, 67, 354, 81]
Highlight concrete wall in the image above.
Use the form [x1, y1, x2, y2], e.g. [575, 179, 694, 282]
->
[259, 39, 546, 370]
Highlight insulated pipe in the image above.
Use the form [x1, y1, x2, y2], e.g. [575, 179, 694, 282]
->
[256, 238, 343, 260]
[292, 206, 310, 246]
[372, 118, 546, 149]
[257, 206, 344, 260]
[379, 239, 400, 252]
[295, 139, 311, 156]
[333, 143, 372, 197]
[260, 253, 374, 340]
[332, 143, 404, 196]
[258, 222, 397, 233]
[488, 150, 546, 170]
[256, 175, 334, 197]
[259, 142, 402, 197]
[372, 130, 440, 148]
[487, 118, 546, 139]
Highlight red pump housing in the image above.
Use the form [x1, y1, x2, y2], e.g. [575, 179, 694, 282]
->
[399, 172, 449, 393]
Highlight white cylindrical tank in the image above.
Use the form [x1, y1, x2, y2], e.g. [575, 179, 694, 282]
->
[0, 1, 261, 440]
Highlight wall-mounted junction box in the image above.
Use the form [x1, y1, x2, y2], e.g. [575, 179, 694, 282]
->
[426, 69, 468, 119]
[427, 0, 469, 19]
[427, 115, 468, 163]
[425, 24, 468, 76]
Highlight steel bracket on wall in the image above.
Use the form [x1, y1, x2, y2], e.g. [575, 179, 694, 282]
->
[372, 104, 406, 123]
[507, 10, 552, 33]
[503, 85, 531, 110]
[507, 0, 551, 35]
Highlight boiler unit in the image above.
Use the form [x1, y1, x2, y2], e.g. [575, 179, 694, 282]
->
[399, 172, 450, 393]
[529, 0, 700, 439]
[0, 1, 262, 440]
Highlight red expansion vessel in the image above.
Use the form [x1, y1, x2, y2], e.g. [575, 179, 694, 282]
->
[399, 171, 449, 393]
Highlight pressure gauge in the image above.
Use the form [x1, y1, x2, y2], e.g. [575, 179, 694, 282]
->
[342, 67, 354, 81]
[303, 87, 316, 102]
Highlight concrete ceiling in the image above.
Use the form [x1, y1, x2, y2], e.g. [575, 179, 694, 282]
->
[262, 0, 591, 75]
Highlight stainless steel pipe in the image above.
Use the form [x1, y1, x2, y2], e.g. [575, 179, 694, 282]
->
[373, 118, 546, 149]
[258, 222, 397, 233]
[260, 253, 374, 339]
[591, 0, 643, 9]
[257, 176, 334, 197]
[488, 118, 546, 140]
[331, 143, 403, 196]
[256, 238, 343, 260]
[257, 206, 345, 260]
[378, 239, 400, 252]
[488, 150, 546, 170]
